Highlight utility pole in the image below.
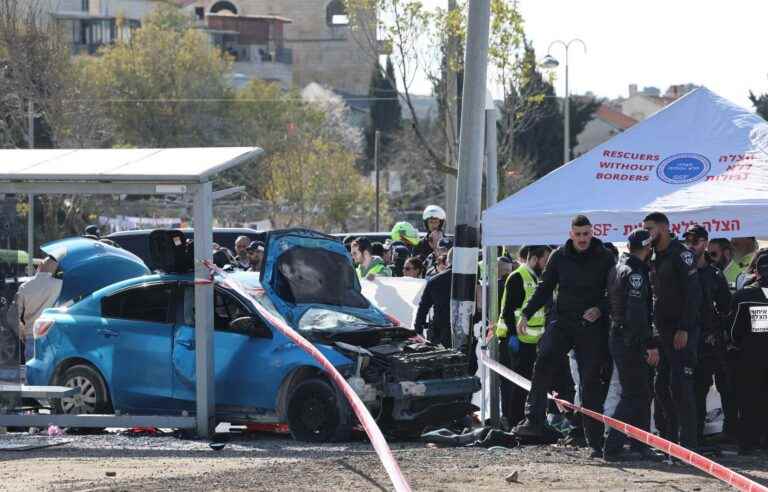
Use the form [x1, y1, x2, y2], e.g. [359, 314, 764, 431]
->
[484, 91, 500, 426]
[444, 0, 459, 232]
[27, 101, 34, 276]
[374, 130, 381, 231]
[450, 0, 491, 351]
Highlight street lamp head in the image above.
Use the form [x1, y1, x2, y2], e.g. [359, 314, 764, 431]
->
[540, 54, 560, 69]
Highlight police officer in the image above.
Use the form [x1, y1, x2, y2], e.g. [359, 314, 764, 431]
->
[603, 229, 659, 461]
[643, 212, 702, 449]
[729, 254, 768, 454]
[513, 215, 614, 456]
[683, 225, 733, 444]
[497, 245, 551, 428]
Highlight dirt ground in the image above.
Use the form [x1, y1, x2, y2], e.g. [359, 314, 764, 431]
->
[1, 431, 767, 491]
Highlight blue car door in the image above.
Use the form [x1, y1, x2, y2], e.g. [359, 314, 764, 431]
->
[172, 284, 277, 412]
[99, 282, 176, 412]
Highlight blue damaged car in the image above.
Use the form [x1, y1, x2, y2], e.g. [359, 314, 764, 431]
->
[26, 229, 479, 441]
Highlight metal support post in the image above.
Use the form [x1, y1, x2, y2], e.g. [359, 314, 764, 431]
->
[450, 0, 491, 352]
[564, 58, 570, 164]
[374, 130, 381, 231]
[192, 182, 214, 437]
[27, 194, 34, 276]
[485, 94, 500, 426]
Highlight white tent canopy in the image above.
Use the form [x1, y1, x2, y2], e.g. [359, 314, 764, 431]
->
[483, 88, 768, 246]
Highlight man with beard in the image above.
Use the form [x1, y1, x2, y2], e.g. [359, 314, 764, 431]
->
[496, 245, 551, 428]
[643, 212, 702, 450]
[683, 225, 733, 445]
[513, 215, 614, 456]
[708, 239, 734, 273]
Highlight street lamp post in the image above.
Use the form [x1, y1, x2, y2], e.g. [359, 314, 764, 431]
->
[541, 39, 587, 164]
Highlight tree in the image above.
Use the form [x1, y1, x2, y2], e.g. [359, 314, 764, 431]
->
[500, 43, 598, 180]
[365, 56, 402, 172]
[224, 79, 381, 231]
[749, 91, 768, 121]
[77, 5, 233, 147]
[0, 0, 70, 149]
[347, 0, 528, 177]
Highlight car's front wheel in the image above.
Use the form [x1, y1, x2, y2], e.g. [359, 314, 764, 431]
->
[54, 364, 112, 415]
[286, 377, 351, 442]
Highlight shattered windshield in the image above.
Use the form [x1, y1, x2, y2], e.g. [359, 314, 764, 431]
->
[274, 246, 369, 309]
[297, 308, 387, 333]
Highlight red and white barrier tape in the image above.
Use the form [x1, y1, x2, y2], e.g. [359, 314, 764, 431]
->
[481, 355, 768, 492]
[201, 265, 411, 492]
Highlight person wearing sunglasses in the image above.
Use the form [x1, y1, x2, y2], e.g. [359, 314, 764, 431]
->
[403, 257, 425, 279]
[683, 225, 733, 447]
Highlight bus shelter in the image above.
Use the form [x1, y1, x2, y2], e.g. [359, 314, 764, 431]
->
[0, 147, 262, 437]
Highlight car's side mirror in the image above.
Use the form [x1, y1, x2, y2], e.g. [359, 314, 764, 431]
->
[230, 316, 272, 339]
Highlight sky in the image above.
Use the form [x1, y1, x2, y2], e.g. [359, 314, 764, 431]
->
[413, 0, 768, 110]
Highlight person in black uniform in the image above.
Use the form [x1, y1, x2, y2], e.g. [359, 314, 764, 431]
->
[513, 215, 614, 456]
[643, 212, 702, 449]
[603, 229, 660, 460]
[414, 251, 453, 348]
[683, 225, 733, 444]
[729, 253, 768, 454]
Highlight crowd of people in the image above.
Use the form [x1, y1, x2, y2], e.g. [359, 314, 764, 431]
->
[7, 206, 768, 460]
[493, 213, 767, 460]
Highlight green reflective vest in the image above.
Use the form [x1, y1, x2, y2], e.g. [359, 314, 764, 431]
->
[724, 252, 754, 289]
[496, 265, 546, 344]
[356, 257, 392, 279]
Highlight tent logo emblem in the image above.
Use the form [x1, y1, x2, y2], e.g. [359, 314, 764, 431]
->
[657, 153, 711, 184]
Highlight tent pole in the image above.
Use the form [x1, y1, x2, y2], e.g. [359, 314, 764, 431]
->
[192, 182, 214, 438]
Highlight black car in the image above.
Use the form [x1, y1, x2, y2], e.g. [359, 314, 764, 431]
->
[106, 228, 266, 271]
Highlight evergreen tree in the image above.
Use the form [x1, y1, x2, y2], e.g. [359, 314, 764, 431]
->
[749, 91, 768, 120]
[365, 56, 402, 166]
[503, 44, 599, 177]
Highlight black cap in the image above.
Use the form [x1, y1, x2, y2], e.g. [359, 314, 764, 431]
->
[84, 225, 100, 237]
[683, 224, 709, 241]
[627, 228, 652, 249]
[246, 240, 265, 252]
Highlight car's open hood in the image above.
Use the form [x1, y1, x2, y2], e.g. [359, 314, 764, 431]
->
[260, 229, 388, 326]
[41, 237, 150, 305]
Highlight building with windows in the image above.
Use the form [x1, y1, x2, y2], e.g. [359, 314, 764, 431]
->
[47, 0, 150, 54]
[181, 0, 377, 95]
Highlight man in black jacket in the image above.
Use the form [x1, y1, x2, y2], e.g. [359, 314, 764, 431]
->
[683, 225, 733, 443]
[729, 254, 768, 454]
[643, 212, 702, 449]
[415, 254, 452, 348]
[513, 215, 614, 455]
[603, 229, 660, 460]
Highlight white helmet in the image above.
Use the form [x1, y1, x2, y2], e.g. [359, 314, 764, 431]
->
[422, 205, 446, 222]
